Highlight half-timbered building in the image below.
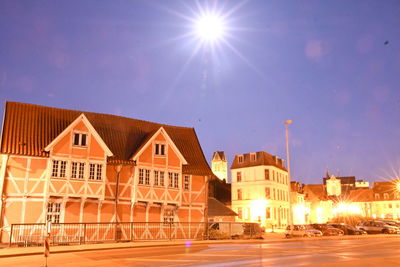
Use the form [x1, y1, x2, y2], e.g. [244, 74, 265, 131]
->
[0, 102, 212, 242]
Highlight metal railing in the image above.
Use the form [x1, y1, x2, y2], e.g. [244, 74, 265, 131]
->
[8, 221, 206, 247]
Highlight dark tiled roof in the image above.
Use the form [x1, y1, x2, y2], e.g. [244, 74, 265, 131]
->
[230, 151, 287, 171]
[348, 188, 374, 202]
[212, 151, 226, 161]
[303, 184, 327, 201]
[208, 197, 237, 217]
[372, 180, 400, 201]
[0, 102, 212, 175]
[209, 175, 231, 204]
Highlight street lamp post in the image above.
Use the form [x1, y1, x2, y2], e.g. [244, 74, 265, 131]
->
[284, 120, 293, 226]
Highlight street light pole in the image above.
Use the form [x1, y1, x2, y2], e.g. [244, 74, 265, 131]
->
[284, 120, 293, 226]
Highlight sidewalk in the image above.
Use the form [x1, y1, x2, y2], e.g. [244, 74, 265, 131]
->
[0, 233, 399, 259]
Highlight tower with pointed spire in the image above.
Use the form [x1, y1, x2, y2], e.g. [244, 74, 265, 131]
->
[211, 151, 228, 181]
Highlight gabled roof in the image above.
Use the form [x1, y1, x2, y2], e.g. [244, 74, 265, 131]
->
[348, 188, 374, 202]
[208, 197, 237, 217]
[0, 102, 212, 175]
[231, 151, 287, 171]
[303, 184, 328, 201]
[212, 151, 226, 161]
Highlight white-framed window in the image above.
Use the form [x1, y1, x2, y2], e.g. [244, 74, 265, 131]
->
[154, 170, 159, 186]
[138, 169, 144, 185]
[47, 202, 61, 223]
[174, 173, 179, 188]
[89, 163, 103, 180]
[168, 172, 173, 187]
[163, 209, 175, 224]
[238, 155, 244, 163]
[145, 169, 150, 185]
[184, 175, 190, 190]
[51, 160, 67, 178]
[71, 162, 78, 179]
[155, 143, 166, 156]
[160, 171, 165, 186]
[78, 162, 85, 179]
[73, 132, 87, 147]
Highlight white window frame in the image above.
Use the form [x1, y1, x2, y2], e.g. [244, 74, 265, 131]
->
[47, 202, 62, 223]
[154, 142, 166, 157]
[88, 163, 104, 181]
[184, 175, 190, 191]
[72, 131, 88, 147]
[51, 160, 68, 178]
[145, 169, 151, 185]
[163, 209, 175, 224]
[138, 169, 145, 185]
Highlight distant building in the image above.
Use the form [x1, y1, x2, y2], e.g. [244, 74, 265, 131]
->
[231, 151, 290, 229]
[211, 151, 228, 181]
[290, 181, 308, 225]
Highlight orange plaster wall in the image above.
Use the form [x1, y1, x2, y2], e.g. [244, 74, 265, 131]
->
[155, 133, 166, 142]
[29, 159, 48, 178]
[53, 133, 70, 155]
[117, 204, 131, 222]
[4, 201, 22, 224]
[148, 207, 161, 221]
[64, 202, 80, 223]
[89, 137, 105, 159]
[167, 146, 180, 167]
[83, 202, 98, 222]
[74, 121, 89, 132]
[24, 202, 44, 223]
[138, 145, 153, 164]
[101, 203, 115, 222]
[7, 157, 27, 178]
[133, 205, 146, 221]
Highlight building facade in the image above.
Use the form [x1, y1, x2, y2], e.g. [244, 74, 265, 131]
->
[0, 102, 212, 242]
[231, 152, 290, 229]
[211, 151, 228, 181]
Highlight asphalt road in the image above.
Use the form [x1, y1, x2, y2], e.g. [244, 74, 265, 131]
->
[2, 238, 400, 267]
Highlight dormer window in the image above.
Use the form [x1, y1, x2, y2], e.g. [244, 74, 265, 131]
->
[383, 193, 389, 200]
[155, 143, 166, 156]
[238, 155, 244, 163]
[73, 132, 87, 147]
[250, 153, 256, 162]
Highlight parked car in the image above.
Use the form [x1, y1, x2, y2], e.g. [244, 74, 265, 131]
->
[304, 224, 323, 237]
[356, 220, 397, 234]
[329, 223, 367, 235]
[285, 225, 312, 238]
[377, 221, 400, 234]
[311, 224, 344, 236]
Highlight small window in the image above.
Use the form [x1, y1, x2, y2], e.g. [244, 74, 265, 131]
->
[160, 171, 165, 186]
[265, 187, 270, 198]
[266, 207, 271, 219]
[89, 163, 96, 180]
[174, 173, 179, 188]
[168, 172, 173, 187]
[389, 204, 392, 208]
[71, 162, 78, 178]
[265, 169, 270, 180]
[154, 170, 159, 186]
[237, 189, 242, 200]
[73, 133, 88, 147]
[250, 153, 256, 162]
[375, 193, 380, 200]
[51, 160, 67, 178]
[237, 207, 242, 219]
[145, 169, 150, 185]
[47, 203, 61, 223]
[184, 175, 190, 190]
[96, 165, 102, 180]
[384, 193, 389, 200]
[78, 163, 85, 179]
[139, 169, 144, 184]
[163, 209, 175, 224]
[238, 155, 244, 163]
[155, 143, 166, 156]
[237, 172, 242, 182]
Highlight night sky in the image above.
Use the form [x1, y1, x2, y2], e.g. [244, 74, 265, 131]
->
[1, 1, 399, 184]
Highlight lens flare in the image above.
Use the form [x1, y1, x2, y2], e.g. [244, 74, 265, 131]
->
[195, 14, 225, 42]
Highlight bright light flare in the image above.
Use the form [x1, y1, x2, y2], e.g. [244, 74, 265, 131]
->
[195, 14, 226, 42]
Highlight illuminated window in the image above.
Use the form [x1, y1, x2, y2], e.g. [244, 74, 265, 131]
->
[389, 204, 392, 208]
[266, 207, 271, 219]
[265, 187, 270, 198]
[47, 203, 61, 223]
[265, 169, 270, 180]
[237, 207, 242, 219]
[237, 189, 242, 200]
[73, 133, 87, 147]
[155, 143, 166, 156]
[273, 189, 276, 200]
[184, 175, 190, 190]
[237, 172, 242, 182]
